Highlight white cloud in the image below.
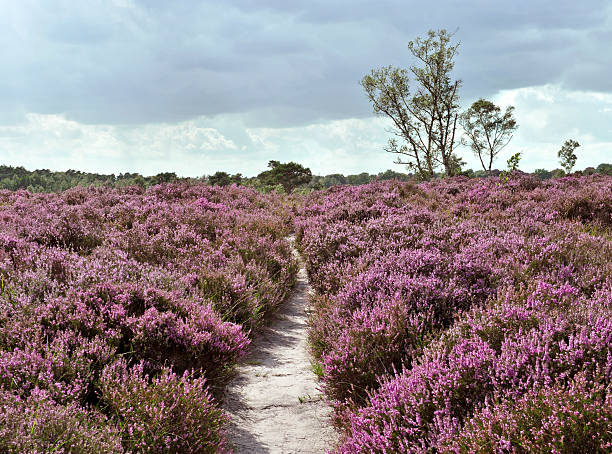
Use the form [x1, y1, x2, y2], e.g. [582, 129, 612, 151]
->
[0, 114, 240, 176]
[245, 117, 392, 175]
[1, 84, 610, 178]
[486, 84, 612, 171]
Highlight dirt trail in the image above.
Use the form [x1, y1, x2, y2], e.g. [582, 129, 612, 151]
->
[222, 236, 336, 453]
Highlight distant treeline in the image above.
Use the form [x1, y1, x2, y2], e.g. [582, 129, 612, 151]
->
[0, 163, 610, 193]
[0, 166, 189, 193]
[307, 163, 612, 189]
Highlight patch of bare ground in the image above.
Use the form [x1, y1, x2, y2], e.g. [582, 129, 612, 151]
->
[222, 236, 336, 453]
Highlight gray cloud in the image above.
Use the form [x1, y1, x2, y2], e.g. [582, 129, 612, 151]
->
[2, 0, 611, 128]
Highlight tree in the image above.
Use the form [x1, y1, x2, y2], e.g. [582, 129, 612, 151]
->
[507, 152, 522, 172]
[321, 173, 347, 188]
[460, 99, 517, 173]
[558, 139, 580, 174]
[500, 152, 522, 183]
[346, 172, 372, 185]
[376, 169, 411, 181]
[534, 168, 553, 180]
[596, 163, 612, 175]
[447, 153, 466, 176]
[257, 161, 312, 193]
[583, 166, 596, 176]
[208, 172, 231, 186]
[151, 172, 178, 185]
[361, 29, 462, 179]
[208, 172, 242, 187]
[551, 168, 566, 179]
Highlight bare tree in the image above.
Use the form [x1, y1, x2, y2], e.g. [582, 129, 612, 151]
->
[460, 99, 517, 173]
[361, 29, 462, 179]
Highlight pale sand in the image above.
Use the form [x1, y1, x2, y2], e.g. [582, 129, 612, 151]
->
[222, 236, 337, 453]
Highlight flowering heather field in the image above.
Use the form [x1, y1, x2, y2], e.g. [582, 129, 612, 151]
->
[296, 174, 612, 453]
[0, 183, 297, 453]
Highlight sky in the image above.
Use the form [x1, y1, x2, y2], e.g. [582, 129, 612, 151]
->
[1, 0, 611, 177]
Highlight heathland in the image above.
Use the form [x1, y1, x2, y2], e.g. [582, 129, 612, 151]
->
[0, 172, 611, 453]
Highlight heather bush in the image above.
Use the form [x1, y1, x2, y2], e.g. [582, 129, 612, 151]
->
[317, 261, 491, 408]
[0, 182, 298, 451]
[443, 382, 612, 453]
[0, 389, 122, 453]
[335, 281, 612, 452]
[552, 178, 612, 226]
[2, 173, 610, 451]
[101, 361, 228, 453]
[0, 336, 111, 404]
[296, 175, 612, 452]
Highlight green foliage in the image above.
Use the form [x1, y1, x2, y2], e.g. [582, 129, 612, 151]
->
[558, 139, 580, 174]
[0, 165, 189, 192]
[532, 168, 565, 179]
[534, 168, 553, 180]
[460, 98, 518, 173]
[459, 169, 489, 178]
[499, 152, 522, 184]
[507, 152, 522, 172]
[446, 153, 466, 177]
[376, 169, 412, 181]
[346, 172, 373, 185]
[150, 172, 178, 185]
[256, 161, 312, 193]
[552, 168, 566, 178]
[319, 173, 347, 188]
[307, 170, 413, 190]
[3, 159, 611, 197]
[597, 163, 612, 175]
[361, 29, 462, 179]
[207, 171, 243, 187]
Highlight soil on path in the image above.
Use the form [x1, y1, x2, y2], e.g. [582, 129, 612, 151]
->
[222, 236, 337, 453]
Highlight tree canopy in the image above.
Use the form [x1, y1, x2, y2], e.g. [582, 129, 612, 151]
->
[558, 139, 580, 174]
[208, 172, 243, 187]
[256, 161, 312, 193]
[361, 29, 462, 179]
[460, 98, 518, 173]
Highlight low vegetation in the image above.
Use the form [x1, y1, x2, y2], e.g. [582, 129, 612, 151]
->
[0, 169, 610, 452]
[0, 183, 297, 452]
[296, 173, 612, 452]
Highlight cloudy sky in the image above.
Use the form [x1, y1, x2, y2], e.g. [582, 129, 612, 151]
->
[1, 0, 611, 177]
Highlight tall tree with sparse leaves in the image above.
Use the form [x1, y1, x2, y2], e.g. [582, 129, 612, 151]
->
[361, 29, 462, 180]
[558, 139, 580, 174]
[460, 99, 518, 173]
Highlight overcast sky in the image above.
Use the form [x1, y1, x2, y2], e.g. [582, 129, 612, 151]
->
[1, 0, 611, 176]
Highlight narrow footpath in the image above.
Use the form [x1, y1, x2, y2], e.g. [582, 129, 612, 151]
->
[222, 236, 337, 453]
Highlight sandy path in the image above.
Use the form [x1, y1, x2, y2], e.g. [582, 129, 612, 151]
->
[222, 236, 337, 453]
